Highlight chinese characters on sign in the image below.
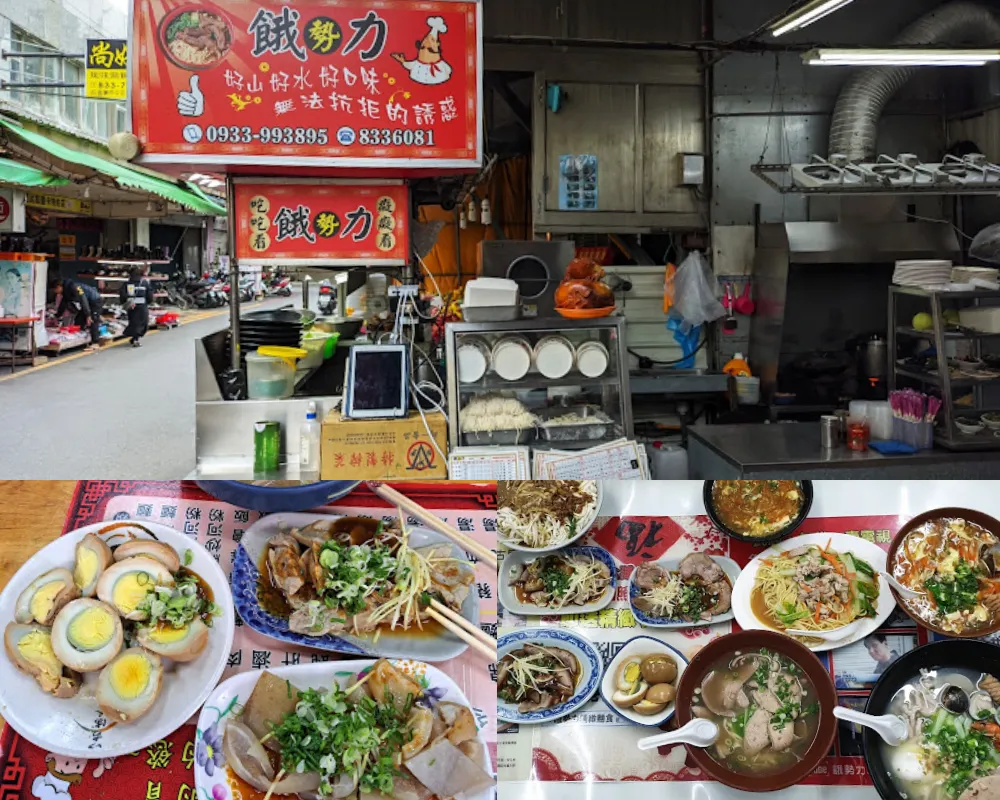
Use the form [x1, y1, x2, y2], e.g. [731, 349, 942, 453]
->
[234, 182, 409, 264]
[132, 0, 481, 169]
[85, 39, 128, 100]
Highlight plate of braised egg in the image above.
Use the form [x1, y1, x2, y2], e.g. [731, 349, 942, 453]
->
[0, 520, 234, 757]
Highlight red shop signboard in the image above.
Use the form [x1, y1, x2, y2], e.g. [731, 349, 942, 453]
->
[233, 179, 409, 265]
[131, 0, 482, 171]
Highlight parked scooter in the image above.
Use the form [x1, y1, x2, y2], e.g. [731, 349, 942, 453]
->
[266, 275, 292, 297]
[317, 280, 336, 315]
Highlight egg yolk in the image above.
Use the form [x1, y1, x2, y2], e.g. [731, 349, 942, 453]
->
[17, 631, 61, 680]
[109, 653, 151, 700]
[112, 573, 154, 614]
[67, 607, 115, 651]
[622, 661, 642, 686]
[74, 547, 99, 590]
[147, 624, 189, 644]
[29, 581, 66, 622]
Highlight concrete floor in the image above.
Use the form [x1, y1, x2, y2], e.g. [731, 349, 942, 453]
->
[0, 292, 304, 479]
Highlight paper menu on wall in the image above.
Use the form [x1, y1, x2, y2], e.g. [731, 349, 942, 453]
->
[449, 446, 531, 479]
[534, 439, 649, 480]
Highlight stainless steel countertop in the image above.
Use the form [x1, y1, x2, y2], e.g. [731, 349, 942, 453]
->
[688, 423, 1000, 470]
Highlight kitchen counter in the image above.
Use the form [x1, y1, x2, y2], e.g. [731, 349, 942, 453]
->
[687, 423, 1000, 478]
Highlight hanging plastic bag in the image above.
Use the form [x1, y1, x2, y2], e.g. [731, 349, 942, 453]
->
[971, 223, 1000, 264]
[671, 251, 725, 332]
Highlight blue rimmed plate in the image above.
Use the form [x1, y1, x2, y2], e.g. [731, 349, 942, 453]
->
[499, 546, 617, 616]
[196, 480, 360, 513]
[627, 555, 741, 628]
[599, 634, 689, 726]
[497, 627, 602, 724]
[232, 512, 480, 662]
[194, 659, 494, 800]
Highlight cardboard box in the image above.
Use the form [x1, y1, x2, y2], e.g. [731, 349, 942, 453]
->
[321, 410, 448, 480]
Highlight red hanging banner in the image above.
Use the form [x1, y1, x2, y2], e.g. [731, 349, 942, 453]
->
[233, 179, 409, 265]
[131, 0, 482, 172]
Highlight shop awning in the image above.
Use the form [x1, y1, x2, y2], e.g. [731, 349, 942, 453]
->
[0, 157, 69, 188]
[0, 118, 225, 216]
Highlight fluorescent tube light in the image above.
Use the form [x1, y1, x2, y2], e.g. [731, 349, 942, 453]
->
[804, 48, 1000, 66]
[771, 0, 856, 37]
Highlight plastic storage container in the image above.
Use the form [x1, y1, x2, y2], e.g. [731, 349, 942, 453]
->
[735, 376, 761, 405]
[247, 351, 296, 399]
[648, 442, 689, 479]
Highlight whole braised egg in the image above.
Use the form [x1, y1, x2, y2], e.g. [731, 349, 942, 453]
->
[96, 647, 164, 723]
[96, 557, 175, 620]
[14, 568, 80, 626]
[50, 599, 123, 672]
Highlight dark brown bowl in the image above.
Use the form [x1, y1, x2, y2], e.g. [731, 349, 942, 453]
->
[673, 630, 837, 793]
[158, 5, 234, 71]
[703, 480, 814, 546]
[885, 506, 1000, 638]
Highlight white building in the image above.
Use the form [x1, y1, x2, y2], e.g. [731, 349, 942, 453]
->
[0, 0, 128, 141]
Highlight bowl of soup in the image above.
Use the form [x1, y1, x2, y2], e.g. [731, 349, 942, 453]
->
[863, 640, 1000, 800]
[672, 629, 837, 792]
[886, 508, 1000, 638]
[704, 480, 813, 545]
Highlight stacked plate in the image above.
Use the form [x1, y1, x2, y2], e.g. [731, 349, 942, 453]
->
[893, 260, 953, 288]
[239, 308, 304, 350]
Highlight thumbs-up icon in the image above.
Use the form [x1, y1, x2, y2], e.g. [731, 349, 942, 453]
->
[177, 74, 204, 117]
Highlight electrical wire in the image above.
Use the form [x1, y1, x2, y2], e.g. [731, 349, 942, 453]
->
[414, 251, 444, 301]
[628, 333, 709, 366]
[904, 213, 976, 242]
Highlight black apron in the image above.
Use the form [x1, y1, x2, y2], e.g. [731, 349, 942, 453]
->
[121, 279, 151, 339]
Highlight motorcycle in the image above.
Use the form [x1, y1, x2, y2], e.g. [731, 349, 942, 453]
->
[318, 280, 336, 315]
[265, 275, 292, 297]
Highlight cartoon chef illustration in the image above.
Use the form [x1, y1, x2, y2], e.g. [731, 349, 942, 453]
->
[392, 16, 452, 85]
[31, 753, 115, 800]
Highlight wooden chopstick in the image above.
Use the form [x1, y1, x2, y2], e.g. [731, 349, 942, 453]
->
[426, 607, 496, 660]
[430, 599, 496, 650]
[368, 482, 498, 569]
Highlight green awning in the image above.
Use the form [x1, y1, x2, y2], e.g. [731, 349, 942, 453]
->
[0, 157, 70, 188]
[0, 118, 225, 216]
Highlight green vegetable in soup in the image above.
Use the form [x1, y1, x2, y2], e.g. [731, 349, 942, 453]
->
[166, 12, 200, 43]
[923, 708, 999, 798]
[924, 560, 981, 615]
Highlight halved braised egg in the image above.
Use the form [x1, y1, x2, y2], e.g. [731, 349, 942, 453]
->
[74, 533, 113, 597]
[96, 647, 164, 723]
[14, 568, 80, 626]
[137, 618, 209, 662]
[51, 599, 123, 672]
[4, 622, 82, 698]
[96, 557, 175, 620]
[113, 540, 181, 573]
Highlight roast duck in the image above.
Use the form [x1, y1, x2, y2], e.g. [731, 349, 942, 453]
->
[554, 257, 615, 310]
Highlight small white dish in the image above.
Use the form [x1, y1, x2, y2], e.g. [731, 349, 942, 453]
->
[982, 413, 1000, 432]
[500, 483, 603, 553]
[497, 627, 602, 724]
[499, 546, 616, 617]
[0, 520, 235, 758]
[600, 634, 688, 727]
[956, 418, 986, 435]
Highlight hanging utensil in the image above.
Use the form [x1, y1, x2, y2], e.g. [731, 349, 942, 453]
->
[734, 282, 755, 315]
[723, 282, 737, 334]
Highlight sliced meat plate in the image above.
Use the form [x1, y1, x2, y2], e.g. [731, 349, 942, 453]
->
[627, 554, 742, 629]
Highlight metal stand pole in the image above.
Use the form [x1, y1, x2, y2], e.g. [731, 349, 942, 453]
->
[226, 177, 240, 370]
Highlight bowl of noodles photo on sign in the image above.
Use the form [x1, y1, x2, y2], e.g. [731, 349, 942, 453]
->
[158, 5, 234, 71]
[497, 481, 602, 553]
[731, 532, 896, 653]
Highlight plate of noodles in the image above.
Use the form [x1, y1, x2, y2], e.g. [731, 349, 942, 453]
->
[497, 481, 601, 553]
[732, 533, 895, 652]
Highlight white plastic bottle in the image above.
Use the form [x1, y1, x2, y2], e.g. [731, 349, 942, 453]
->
[299, 401, 321, 480]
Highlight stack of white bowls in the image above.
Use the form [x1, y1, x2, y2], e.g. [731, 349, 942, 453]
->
[893, 260, 953, 288]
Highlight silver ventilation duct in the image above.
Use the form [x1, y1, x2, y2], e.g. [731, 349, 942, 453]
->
[828, 1, 1000, 161]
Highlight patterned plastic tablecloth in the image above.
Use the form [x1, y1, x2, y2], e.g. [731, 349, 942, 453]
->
[0, 480, 498, 800]
[499, 507, 921, 789]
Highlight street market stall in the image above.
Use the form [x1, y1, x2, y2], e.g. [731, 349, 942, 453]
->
[128, 0, 484, 480]
[498, 479, 1000, 800]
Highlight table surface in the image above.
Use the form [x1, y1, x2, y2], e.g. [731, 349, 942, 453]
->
[689, 422, 1000, 468]
[0, 481, 77, 726]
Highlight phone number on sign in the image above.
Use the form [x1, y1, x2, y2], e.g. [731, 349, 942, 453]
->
[357, 128, 437, 147]
[204, 126, 330, 145]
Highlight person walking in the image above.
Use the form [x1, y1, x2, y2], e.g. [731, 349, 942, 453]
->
[120, 267, 152, 347]
[51, 277, 103, 351]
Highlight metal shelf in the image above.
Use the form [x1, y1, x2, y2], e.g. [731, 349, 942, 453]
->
[458, 373, 620, 392]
